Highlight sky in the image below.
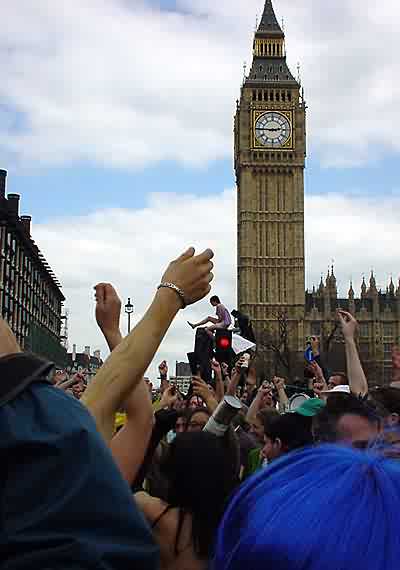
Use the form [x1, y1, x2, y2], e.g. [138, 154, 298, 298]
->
[1, 0, 400, 378]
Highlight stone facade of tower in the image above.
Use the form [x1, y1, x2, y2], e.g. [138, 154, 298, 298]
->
[305, 271, 400, 386]
[235, 0, 306, 355]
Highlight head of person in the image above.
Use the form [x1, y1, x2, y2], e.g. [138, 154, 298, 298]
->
[327, 372, 349, 390]
[249, 408, 279, 445]
[175, 412, 188, 434]
[262, 412, 313, 462]
[313, 394, 380, 448]
[213, 445, 400, 570]
[161, 431, 237, 560]
[186, 407, 211, 432]
[369, 387, 400, 428]
[231, 310, 239, 319]
[210, 295, 221, 307]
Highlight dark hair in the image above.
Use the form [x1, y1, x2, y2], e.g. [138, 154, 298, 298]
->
[257, 407, 279, 429]
[264, 413, 313, 451]
[370, 387, 400, 416]
[210, 295, 221, 304]
[314, 394, 379, 443]
[161, 431, 238, 559]
[185, 407, 211, 430]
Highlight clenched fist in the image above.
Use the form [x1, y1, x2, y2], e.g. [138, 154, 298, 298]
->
[161, 247, 214, 307]
[94, 283, 122, 336]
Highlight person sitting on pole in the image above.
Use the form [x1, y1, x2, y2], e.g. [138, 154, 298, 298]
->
[188, 295, 232, 339]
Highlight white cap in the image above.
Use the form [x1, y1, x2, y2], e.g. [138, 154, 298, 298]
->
[321, 385, 351, 395]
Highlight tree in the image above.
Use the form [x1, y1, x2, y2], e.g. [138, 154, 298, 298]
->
[259, 311, 294, 381]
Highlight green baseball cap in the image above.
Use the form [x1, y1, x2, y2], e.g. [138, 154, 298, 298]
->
[296, 398, 326, 417]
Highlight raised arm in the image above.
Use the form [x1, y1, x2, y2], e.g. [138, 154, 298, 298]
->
[110, 378, 154, 484]
[82, 247, 214, 442]
[272, 377, 289, 414]
[211, 358, 225, 403]
[0, 318, 21, 358]
[337, 310, 368, 397]
[94, 283, 123, 351]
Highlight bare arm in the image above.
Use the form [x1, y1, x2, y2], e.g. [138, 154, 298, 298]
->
[82, 247, 214, 442]
[272, 377, 289, 414]
[246, 389, 263, 424]
[211, 359, 225, 403]
[110, 378, 154, 484]
[0, 318, 21, 358]
[227, 357, 245, 397]
[338, 310, 368, 397]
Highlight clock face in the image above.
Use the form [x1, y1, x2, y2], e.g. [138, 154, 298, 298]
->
[255, 112, 291, 148]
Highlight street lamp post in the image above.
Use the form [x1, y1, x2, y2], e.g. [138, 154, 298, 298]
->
[125, 297, 134, 334]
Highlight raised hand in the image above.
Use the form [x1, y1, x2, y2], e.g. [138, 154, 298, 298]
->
[159, 384, 178, 409]
[161, 247, 214, 307]
[211, 358, 222, 375]
[272, 376, 286, 392]
[159, 360, 168, 378]
[94, 283, 122, 337]
[337, 309, 358, 340]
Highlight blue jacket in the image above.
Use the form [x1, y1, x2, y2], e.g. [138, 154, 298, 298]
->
[0, 355, 159, 569]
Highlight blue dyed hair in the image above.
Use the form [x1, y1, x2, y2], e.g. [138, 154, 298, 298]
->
[213, 445, 400, 570]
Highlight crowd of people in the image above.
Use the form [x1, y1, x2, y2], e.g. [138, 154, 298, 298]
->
[2, 246, 400, 569]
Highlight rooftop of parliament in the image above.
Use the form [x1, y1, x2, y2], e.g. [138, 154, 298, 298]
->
[0, 169, 66, 366]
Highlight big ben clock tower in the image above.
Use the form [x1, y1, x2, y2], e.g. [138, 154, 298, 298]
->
[235, 0, 306, 353]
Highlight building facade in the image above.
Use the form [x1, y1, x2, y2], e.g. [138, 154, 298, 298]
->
[0, 169, 66, 365]
[235, 0, 306, 353]
[236, 1, 398, 385]
[305, 270, 400, 386]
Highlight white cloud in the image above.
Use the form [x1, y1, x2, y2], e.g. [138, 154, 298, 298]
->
[34, 188, 400, 379]
[1, 0, 400, 169]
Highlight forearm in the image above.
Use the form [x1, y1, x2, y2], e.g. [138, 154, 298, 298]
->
[227, 370, 241, 397]
[277, 388, 289, 413]
[215, 371, 225, 402]
[345, 338, 368, 396]
[110, 380, 154, 484]
[102, 329, 123, 352]
[82, 288, 181, 441]
[57, 377, 79, 390]
[246, 395, 260, 424]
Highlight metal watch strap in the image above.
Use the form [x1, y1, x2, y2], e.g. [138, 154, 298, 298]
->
[157, 282, 187, 309]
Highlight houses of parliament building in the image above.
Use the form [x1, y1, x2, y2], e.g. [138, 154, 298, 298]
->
[235, 0, 398, 385]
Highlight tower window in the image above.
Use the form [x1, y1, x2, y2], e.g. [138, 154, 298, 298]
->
[275, 92, 280, 101]
[280, 65, 283, 72]
[287, 92, 292, 101]
[268, 44, 271, 56]
[258, 91, 262, 101]
[273, 44, 276, 55]
[263, 90, 268, 101]
[269, 66, 273, 73]
[252, 90, 256, 101]
[282, 91, 286, 101]
[264, 75, 267, 81]
[275, 75, 279, 81]
[269, 91, 273, 101]
[259, 65, 263, 72]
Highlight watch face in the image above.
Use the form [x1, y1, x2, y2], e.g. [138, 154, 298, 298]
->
[255, 112, 291, 147]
